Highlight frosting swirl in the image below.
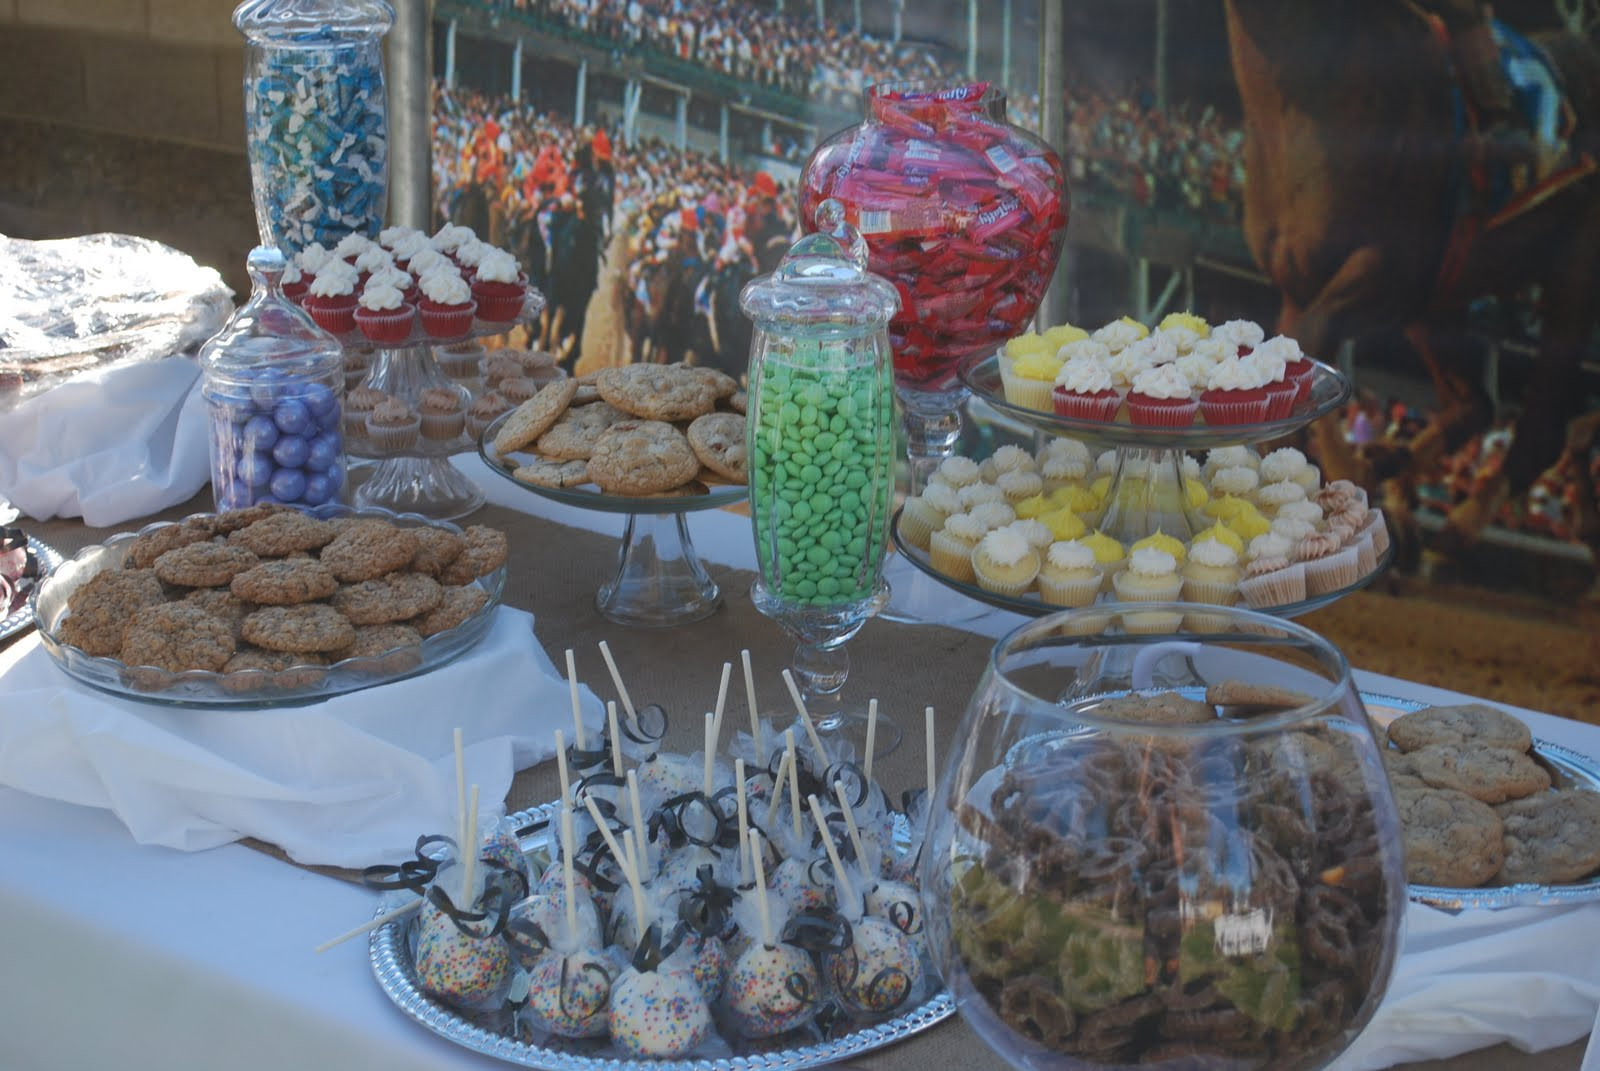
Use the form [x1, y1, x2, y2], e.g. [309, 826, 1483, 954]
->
[978, 527, 1031, 567]
[1055, 356, 1114, 394]
[1046, 540, 1098, 572]
[1130, 363, 1191, 400]
[358, 280, 407, 311]
[419, 269, 472, 306]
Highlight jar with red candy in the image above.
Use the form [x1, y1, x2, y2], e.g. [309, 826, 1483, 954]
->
[800, 82, 1068, 425]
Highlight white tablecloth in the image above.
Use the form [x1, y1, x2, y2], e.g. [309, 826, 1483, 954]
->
[0, 455, 1595, 1071]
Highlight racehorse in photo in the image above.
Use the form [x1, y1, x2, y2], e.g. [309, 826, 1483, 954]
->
[1222, 0, 1600, 562]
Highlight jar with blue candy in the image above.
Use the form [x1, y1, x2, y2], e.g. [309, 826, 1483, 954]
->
[201, 246, 347, 512]
[234, 0, 393, 257]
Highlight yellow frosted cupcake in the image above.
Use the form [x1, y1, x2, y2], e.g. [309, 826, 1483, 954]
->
[972, 527, 1041, 598]
[1089, 475, 1113, 506]
[1191, 522, 1245, 556]
[929, 512, 986, 583]
[1004, 332, 1054, 360]
[1013, 493, 1052, 520]
[1053, 484, 1102, 514]
[1037, 539, 1103, 607]
[897, 482, 962, 550]
[1203, 493, 1253, 523]
[1225, 504, 1272, 542]
[1079, 528, 1127, 591]
[1043, 323, 1091, 350]
[1039, 507, 1087, 542]
[1000, 351, 1062, 412]
[1132, 530, 1187, 564]
[1158, 311, 1210, 337]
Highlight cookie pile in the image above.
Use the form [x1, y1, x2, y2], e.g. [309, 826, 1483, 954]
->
[1385, 703, 1600, 887]
[54, 505, 506, 683]
[489, 362, 748, 496]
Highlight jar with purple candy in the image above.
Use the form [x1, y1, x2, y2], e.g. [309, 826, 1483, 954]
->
[200, 245, 347, 512]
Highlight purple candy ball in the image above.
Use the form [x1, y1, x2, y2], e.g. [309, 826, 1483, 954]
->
[272, 434, 311, 469]
[241, 414, 280, 452]
[306, 432, 342, 472]
[303, 384, 339, 419]
[269, 468, 307, 502]
[302, 473, 338, 506]
[237, 453, 274, 487]
[273, 398, 312, 436]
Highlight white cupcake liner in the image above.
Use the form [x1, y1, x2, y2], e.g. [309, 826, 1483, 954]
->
[1303, 546, 1360, 596]
[1239, 563, 1307, 608]
[1037, 570, 1103, 608]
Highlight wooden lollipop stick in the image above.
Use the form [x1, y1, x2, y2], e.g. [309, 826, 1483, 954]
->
[748, 827, 774, 947]
[864, 698, 879, 782]
[833, 779, 869, 866]
[703, 712, 717, 797]
[564, 648, 586, 750]
[626, 769, 651, 875]
[314, 897, 422, 954]
[741, 649, 765, 759]
[764, 751, 792, 830]
[712, 661, 732, 744]
[560, 804, 578, 936]
[461, 784, 480, 909]
[452, 728, 467, 860]
[782, 669, 828, 760]
[598, 641, 639, 728]
[925, 706, 937, 803]
[735, 758, 750, 886]
[583, 792, 643, 920]
[555, 729, 572, 804]
[785, 730, 803, 839]
[607, 701, 624, 778]
[808, 794, 856, 910]
[622, 829, 649, 932]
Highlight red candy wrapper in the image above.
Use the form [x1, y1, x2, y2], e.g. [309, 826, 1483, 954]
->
[803, 81, 1067, 394]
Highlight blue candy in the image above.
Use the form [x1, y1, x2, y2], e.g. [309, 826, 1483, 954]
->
[273, 398, 312, 436]
[272, 434, 311, 468]
[303, 383, 339, 419]
[302, 473, 338, 506]
[237, 453, 275, 487]
[269, 468, 307, 503]
[241, 414, 280, 452]
[306, 432, 342, 472]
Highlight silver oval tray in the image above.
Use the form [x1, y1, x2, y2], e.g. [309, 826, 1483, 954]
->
[1364, 693, 1600, 910]
[2, 534, 63, 643]
[369, 802, 956, 1070]
[29, 504, 506, 708]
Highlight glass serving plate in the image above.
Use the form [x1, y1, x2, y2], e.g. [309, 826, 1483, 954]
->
[479, 410, 748, 628]
[369, 801, 956, 1071]
[889, 506, 1393, 620]
[29, 504, 506, 707]
[959, 351, 1353, 450]
[1362, 693, 1600, 911]
[2, 535, 63, 643]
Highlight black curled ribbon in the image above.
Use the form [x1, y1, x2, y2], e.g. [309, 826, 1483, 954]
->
[622, 703, 669, 747]
[573, 829, 623, 896]
[885, 894, 922, 936]
[824, 760, 870, 810]
[424, 858, 525, 939]
[782, 905, 852, 956]
[650, 790, 730, 852]
[572, 771, 625, 814]
[506, 910, 550, 959]
[555, 954, 614, 1023]
[809, 809, 858, 864]
[825, 914, 915, 1014]
[677, 864, 736, 938]
[629, 920, 689, 973]
[361, 833, 453, 894]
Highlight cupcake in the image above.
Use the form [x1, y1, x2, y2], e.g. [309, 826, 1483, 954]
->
[1246, 347, 1296, 420]
[1184, 476, 1210, 511]
[1132, 530, 1187, 564]
[303, 261, 360, 335]
[471, 248, 529, 322]
[1038, 507, 1086, 543]
[1006, 519, 1055, 552]
[1225, 504, 1272, 542]
[343, 346, 373, 391]
[1003, 332, 1054, 362]
[499, 376, 547, 406]
[355, 244, 395, 280]
[354, 280, 416, 344]
[1271, 517, 1318, 545]
[379, 225, 422, 250]
[1295, 531, 1360, 596]
[1211, 319, 1265, 356]
[431, 223, 476, 255]
[466, 391, 514, 440]
[1204, 445, 1259, 480]
[1190, 521, 1245, 555]
[1157, 311, 1209, 347]
[1276, 499, 1325, 528]
[997, 469, 1044, 505]
[1042, 323, 1091, 350]
[931, 456, 982, 491]
[898, 483, 962, 550]
[1182, 538, 1242, 606]
[968, 501, 1019, 531]
[1258, 334, 1315, 402]
[280, 261, 309, 304]
[1091, 316, 1148, 354]
[1039, 436, 1091, 487]
[1198, 357, 1271, 425]
[972, 527, 1041, 598]
[333, 232, 375, 265]
[930, 512, 986, 583]
[365, 398, 421, 451]
[1126, 364, 1197, 427]
[982, 444, 1036, 481]
[1256, 479, 1309, 516]
[1051, 483, 1101, 515]
[389, 230, 432, 271]
[1210, 465, 1260, 500]
[1079, 528, 1126, 591]
[368, 264, 418, 304]
[1112, 548, 1184, 632]
[1038, 539, 1104, 607]
[434, 340, 486, 383]
[958, 482, 1007, 510]
[419, 387, 467, 441]
[1002, 350, 1063, 412]
[343, 385, 388, 439]
[1013, 493, 1051, 520]
[453, 238, 493, 276]
[1238, 532, 1303, 608]
[1052, 354, 1122, 422]
[1291, 464, 1323, 496]
[294, 241, 333, 279]
[417, 268, 477, 339]
[1258, 447, 1308, 487]
[405, 247, 453, 279]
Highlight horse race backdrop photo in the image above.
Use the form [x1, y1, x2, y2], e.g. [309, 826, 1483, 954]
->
[432, 0, 1600, 592]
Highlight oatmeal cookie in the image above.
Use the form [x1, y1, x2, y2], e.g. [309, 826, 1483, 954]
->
[536, 401, 629, 460]
[153, 543, 262, 588]
[331, 623, 424, 659]
[58, 568, 166, 656]
[183, 588, 256, 640]
[125, 518, 217, 569]
[211, 503, 294, 534]
[1406, 743, 1552, 804]
[242, 604, 357, 653]
[585, 420, 700, 495]
[512, 457, 592, 489]
[438, 526, 509, 585]
[228, 511, 338, 557]
[1496, 789, 1600, 884]
[595, 363, 716, 421]
[1205, 680, 1314, 711]
[230, 559, 340, 605]
[686, 412, 747, 481]
[412, 585, 489, 637]
[331, 572, 444, 625]
[224, 647, 328, 672]
[1388, 703, 1532, 754]
[120, 603, 236, 672]
[492, 378, 579, 454]
[1092, 691, 1216, 726]
[319, 524, 421, 582]
[408, 527, 465, 577]
[1394, 786, 1504, 887]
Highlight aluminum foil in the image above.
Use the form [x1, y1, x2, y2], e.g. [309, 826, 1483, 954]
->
[0, 233, 234, 402]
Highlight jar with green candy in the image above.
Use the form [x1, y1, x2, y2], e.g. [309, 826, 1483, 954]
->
[740, 202, 899, 744]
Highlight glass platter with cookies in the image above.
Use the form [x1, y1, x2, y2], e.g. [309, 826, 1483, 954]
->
[1364, 694, 1600, 910]
[29, 504, 508, 707]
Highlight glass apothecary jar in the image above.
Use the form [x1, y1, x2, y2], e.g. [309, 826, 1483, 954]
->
[201, 246, 347, 511]
[234, 0, 394, 256]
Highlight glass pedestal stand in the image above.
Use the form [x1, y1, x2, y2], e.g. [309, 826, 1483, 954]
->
[1093, 446, 1199, 545]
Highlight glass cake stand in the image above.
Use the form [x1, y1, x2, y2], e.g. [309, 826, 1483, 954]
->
[959, 351, 1353, 546]
[478, 411, 747, 628]
[336, 291, 546, 521]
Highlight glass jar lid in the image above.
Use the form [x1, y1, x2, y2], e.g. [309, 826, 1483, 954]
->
[740, 200, 900, 332]
[233, 0, 395, 41]
[200, 246, 344, 380]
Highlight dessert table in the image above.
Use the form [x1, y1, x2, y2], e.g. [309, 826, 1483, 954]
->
[1, 453, 1597, 1071]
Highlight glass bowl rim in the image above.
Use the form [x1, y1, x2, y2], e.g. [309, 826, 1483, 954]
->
[985, 600, 1358, 738]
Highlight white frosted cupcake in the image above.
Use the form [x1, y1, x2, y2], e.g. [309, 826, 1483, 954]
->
[930, 512, 986, 582]
[981, 444, 1037, 482]
[1259, 447, 1310, 486]
[1276, 500, 1325, 528]
[958, 482, 1007, 510]
[1211, 465, 1260, 499]
[1112, 547, 1184, 603]
[1291, 465, 1323, 495]
[1256, 479, 1309, 516]
[1204, 445, 1259, 481]
[1037, 539, 1103, 607]
[969, 501, 1019, 531]
[1006, 518, 1055, 552]
[931, 456, 981, 491]
[1270, 517, 1318, 545]
[972, 527, 1041, 598]
[997, 469, 1045, 505]
[898, 483, 962, 550]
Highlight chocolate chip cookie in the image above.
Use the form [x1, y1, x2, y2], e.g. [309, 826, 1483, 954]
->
[492, 378, 579, 455]
[331, 572, 443, 625]
[1394, 786, 1504, 887]
[1406, 743, 1552, 804]
[242, 604, 357, 653]
[230, 559, 340, 605]
[120, 603, 236, 672]
[686, 412, 747, 482]
[586, 419, 700, 495]
[1092, 691, 1216, 726]
[512, 457, 592, 489]
[1388, 703, 1533, 754]
[1496, 789, 1600, 884]
[319, 524, 421, 582]
[536, 401, 628, 460]
[58, 568, 166, 656]
[595, 363, 716, 422]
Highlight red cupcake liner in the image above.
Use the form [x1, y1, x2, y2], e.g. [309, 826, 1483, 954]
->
[282, 280, 309, 305]
[304, 294, 357, 335]
[1126, 393, 1199, 427]
[1199, 388, 1272, 425]
[1264, 381, 1298, 420]
[1051, 386, 1123, 422]
[471, 277, 528, 323]
[354, 303, 417, 344]
[419, 298, 477, 340]
[1287, 361, 1316, 403]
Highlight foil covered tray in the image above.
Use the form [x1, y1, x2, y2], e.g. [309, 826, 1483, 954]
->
[1364, 693, 1600, 910]
[369, 803, 956, 1070]
[1, 535, 62, 643]
[29, 504, 505, 707]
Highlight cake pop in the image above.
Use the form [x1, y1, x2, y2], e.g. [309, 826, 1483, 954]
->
[724, 828, 821, 1039]
[608, 962, 712, 1057]
[524, 807, 614, 1039]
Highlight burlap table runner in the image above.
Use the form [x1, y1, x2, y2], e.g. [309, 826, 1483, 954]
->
[15, 492, 1582, 1071]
